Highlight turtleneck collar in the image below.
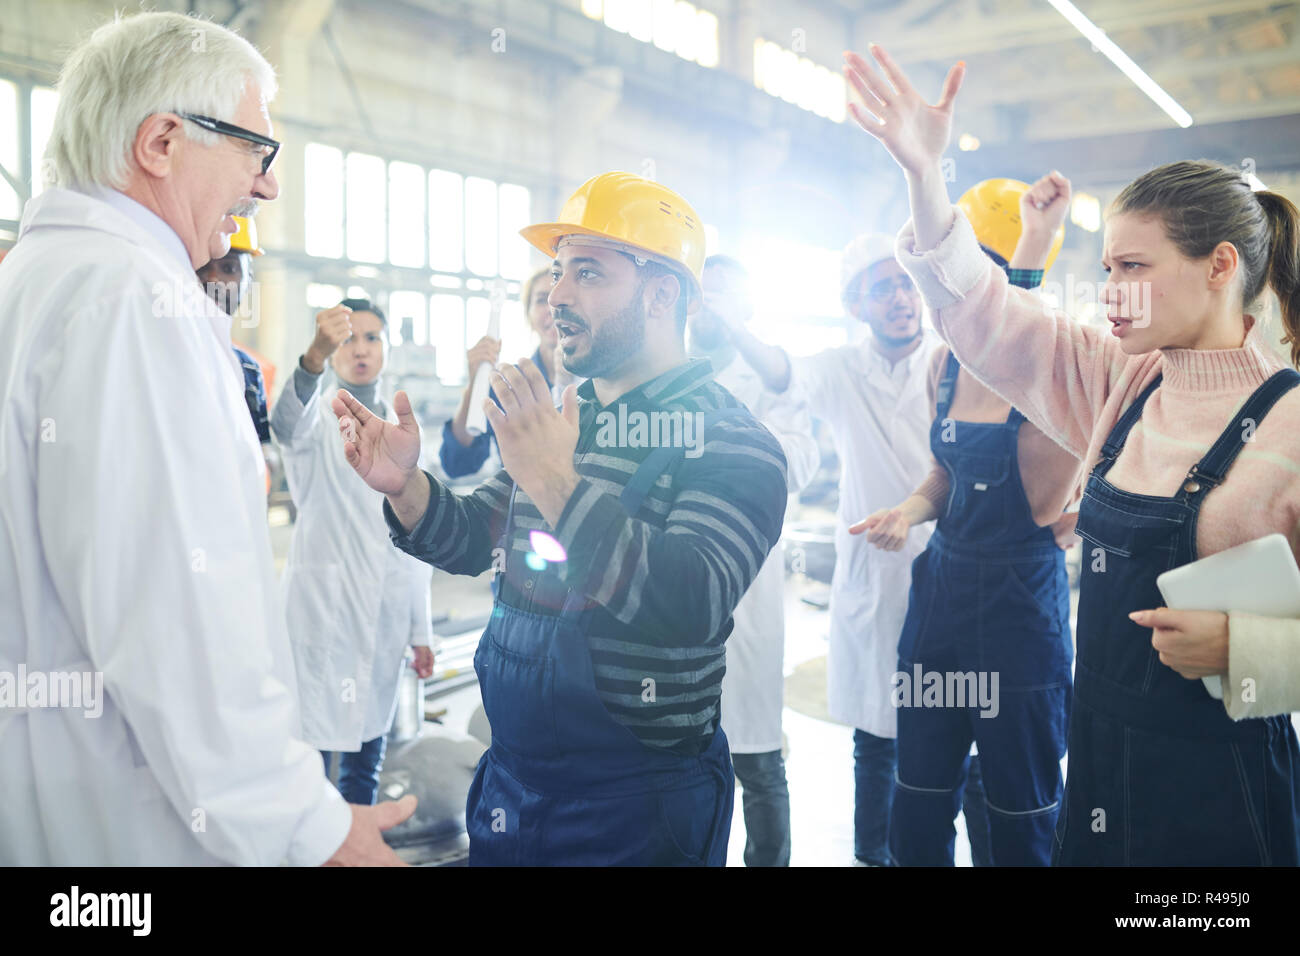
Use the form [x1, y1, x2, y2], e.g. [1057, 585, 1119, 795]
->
[338, 375, 383, 413]
[1159, 318, 1283, 394]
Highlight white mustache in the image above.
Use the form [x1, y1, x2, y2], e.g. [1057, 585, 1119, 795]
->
[229, 198, 258, 217]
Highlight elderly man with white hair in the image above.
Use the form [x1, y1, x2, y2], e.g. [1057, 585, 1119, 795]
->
[0, 11, 412, 865]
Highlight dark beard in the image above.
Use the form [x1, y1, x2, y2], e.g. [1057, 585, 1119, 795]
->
[559, 290, 647, 379]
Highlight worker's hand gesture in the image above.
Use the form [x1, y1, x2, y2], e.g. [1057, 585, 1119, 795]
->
[465, 336, 502, 380]
[844, 45, 965, 178]
[324, 795, 417, 867]
[850, 506, 911, 551]
[332, 388, 422, 495]
[486, 359, 581, 526]
[1020, 171, 1072, 237]
[411, 645, 435, 680]
[304, 304, 354, 373]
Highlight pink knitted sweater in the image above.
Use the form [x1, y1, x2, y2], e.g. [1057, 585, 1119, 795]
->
[896, 208, 1300, 721]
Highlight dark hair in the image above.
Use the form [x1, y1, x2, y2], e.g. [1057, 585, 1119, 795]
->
[1112, 160, 1300, 365]
[704, 253, 748, 278]
[621, 254, 690, 333]
[340, 297, 387, 327]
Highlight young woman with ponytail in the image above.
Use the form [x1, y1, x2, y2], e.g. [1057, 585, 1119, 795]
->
[844, 43, 1300, 865]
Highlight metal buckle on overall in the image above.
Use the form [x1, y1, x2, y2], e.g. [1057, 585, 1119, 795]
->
[1181, 464, 1221, 494]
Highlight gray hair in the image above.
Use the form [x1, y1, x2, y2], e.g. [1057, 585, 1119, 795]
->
[44, 11, 277, 190]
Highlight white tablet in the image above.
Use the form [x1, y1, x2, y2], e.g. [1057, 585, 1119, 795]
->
[1156, 533, 1300, 699]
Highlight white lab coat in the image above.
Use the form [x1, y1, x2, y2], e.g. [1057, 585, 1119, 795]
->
[0, 187, 350, 865]
[792, 331, 941, 737]
[272, 372, 434, 752]
[713, 354, 820, 753]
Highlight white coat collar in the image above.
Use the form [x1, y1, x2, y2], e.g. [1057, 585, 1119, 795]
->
[19, 186, 193, 271]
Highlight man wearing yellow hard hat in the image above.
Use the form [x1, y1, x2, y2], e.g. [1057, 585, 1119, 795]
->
[197, 214, 276, 447]
[331, 171, 789, 866]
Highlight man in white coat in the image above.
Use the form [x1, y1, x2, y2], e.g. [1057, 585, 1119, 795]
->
[695, 256, 820, 866]
[0, 11, 410, 865]
[728, 234, 941, 866]
[272, 299, 436, 804]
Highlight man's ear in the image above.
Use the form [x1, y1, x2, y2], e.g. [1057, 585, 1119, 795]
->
[647, 271, 683, 320]
[1206, 240, 1240, 292]
[133, 113, 183, 180]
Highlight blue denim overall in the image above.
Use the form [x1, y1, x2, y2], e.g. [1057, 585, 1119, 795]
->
[892, 352, 1073, 865]
[465, 409, 747, 866]
[1055, 368, 1300, 865]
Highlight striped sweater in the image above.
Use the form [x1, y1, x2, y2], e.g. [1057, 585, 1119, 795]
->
[384, 358, 789, 752]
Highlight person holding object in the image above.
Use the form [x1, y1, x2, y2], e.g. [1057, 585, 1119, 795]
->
[0, 10, 410, 865]
[694, 254, 821, 866]
[271, 299, 435, 805]
[441, 268, 557, 478]
[845, 42, 1300, 865]
[854, 175, 1084, 866]
[333, 171, 789, 866]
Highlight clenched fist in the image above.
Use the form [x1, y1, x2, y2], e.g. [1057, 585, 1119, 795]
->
[302, 305, 354, 374]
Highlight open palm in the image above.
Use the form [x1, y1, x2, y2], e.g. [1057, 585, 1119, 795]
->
[844, 45, 965, 176]
[331, 389, 422, 495]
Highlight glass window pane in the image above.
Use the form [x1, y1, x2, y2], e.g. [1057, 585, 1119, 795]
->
[604, 0, 633, 34]
[465, 177, 498, 277]
[651, 0, 675, 51]
[431, 294, 466, 385]
[306, 283, 345, 309]
[627, 0, 653, 42]
[497, 183, 531, 280]
[695, 10, 718, 67]
[304, 143, 344, 258]
[0, 80, 18, 219]
[345, 151, 386, 263]
[388, 161, 425, 268]
[30, 87, 59, 199]
[499, 297, 531, 368]
[465, 296, 491, 345]
[429, 169, 464, 273]
[671, 2, 697, 63]
[389, 290, 427, 348]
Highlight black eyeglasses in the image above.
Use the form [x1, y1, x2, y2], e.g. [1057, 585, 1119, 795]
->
[180, 113, 280, 175]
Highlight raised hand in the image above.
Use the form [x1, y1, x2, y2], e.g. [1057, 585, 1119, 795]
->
[843, 45, 965, 177]
[303, 304, 354, 374]
[331, 388, 421, 495]
[1020, 171, 1073, 236]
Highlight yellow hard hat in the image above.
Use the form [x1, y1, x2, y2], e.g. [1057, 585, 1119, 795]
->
[520, 171, 705, 303]
[956, 178, 1064, 271]
[229, 215, 264, 256]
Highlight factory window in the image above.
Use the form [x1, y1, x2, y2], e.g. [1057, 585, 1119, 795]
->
[345, 152, 387, 263]
[464, 176, 498, 277]
[428, 169, 464, 272]
[387, 161, 426, 267]
[0, 79, 60, 225]
[431, 293, 466, 384]
[582, 0, 719, 69]
[753, 38, 846, 123]
[29, 86, 58, 197]
[0, 80, 18, 221]
[388, 290, 427, 347]
[304, 144, 344, 258]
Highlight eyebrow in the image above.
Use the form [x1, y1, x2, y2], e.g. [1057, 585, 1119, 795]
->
[554, 257, 604, 270]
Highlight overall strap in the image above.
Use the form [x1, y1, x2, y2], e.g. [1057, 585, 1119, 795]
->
[934, 350, 961, 420]
[1093, 373, 1163, 477]
[618, 405, 751, 516]
[1004, 405, 1026, 427]
[1182, 368, 1300, 494]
